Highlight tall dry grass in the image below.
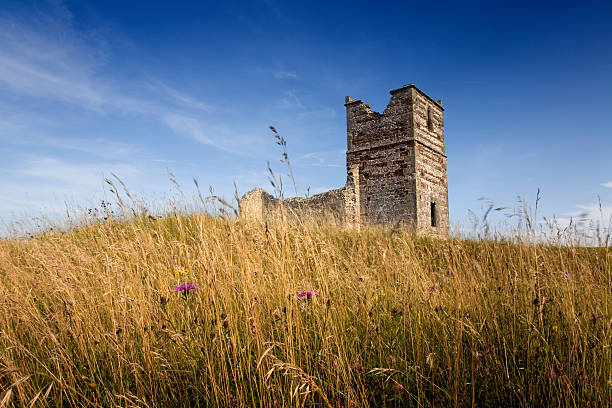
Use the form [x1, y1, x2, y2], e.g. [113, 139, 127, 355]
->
[0, 208, 610, 407]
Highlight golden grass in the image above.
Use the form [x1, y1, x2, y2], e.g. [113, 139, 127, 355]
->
[0, 213, 610, 407]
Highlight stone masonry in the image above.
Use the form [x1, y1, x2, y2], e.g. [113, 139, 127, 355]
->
[239, 84, 449, 238]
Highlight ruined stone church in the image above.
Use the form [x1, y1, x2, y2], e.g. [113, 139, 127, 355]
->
[239, 84, 449, 238]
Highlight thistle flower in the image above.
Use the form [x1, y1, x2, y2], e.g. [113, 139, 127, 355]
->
[174, 283, 198, 293]
[297, 290, 319, 299]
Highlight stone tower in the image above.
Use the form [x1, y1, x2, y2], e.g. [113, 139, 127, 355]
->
[344, 84, 449, 237]
[239, 83, 449, 238]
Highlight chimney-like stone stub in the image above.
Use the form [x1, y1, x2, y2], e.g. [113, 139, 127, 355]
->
[238, 188, 278, 222]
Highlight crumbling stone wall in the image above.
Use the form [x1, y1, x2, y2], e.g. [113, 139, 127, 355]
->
[238, 188, 280, 222]
[284, 188, 345, 222]
[238, 187, 345, 224]
[240, 84, 449, 238]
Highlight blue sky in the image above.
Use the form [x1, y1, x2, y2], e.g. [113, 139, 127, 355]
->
[1, 0, 611, 235]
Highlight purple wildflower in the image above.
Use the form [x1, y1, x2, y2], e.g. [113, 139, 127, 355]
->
[297, 290, 319, 299]
[592, 312, 603, 320]
[550, 370, 558, 380]
[428, 285, 437, 292]
[174, 283, 198, 293]
[396, 384, 404, 391]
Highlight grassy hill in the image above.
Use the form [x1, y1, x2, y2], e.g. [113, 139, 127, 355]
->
[0, 213, 610, 407]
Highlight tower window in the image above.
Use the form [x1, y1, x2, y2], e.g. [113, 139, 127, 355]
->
[430, 202, 437, 227]
[427, 107, 433, 131]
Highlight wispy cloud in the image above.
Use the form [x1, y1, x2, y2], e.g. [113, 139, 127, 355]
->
[298, 149, 345, 167]
[279, 90, 303, 108]
[147, 78, 213, 112]
[18, 156, 139, 187]
[0, 153, 144, 226]
[602, 181, 612, 188]
[565, 203, 612, 222]
[162, 114, 221, 150]
[297, 108, 336, 120]
[0, 8, 119, 112]
[162, 113, 269, 156]
[0, 5, 245, 153]
[274, 70, 297, 79]
[39, 137, 139, 159]
[552, 202, 612, 243]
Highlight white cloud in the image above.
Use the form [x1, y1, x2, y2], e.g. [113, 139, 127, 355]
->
[0, 7, 240, 152]
[161, 114, 268, 156]
[146, 78, 213, 112]
[274, 71, 297, 79]
[18, 156, 139, 187]
[602, 181, 612, 188]
[548, 202, 612, 245]
[297, 108, 336, 120]
[41, 137, 138, 158]
[298, 149, 345, 167]
[565, 203, 612, 223]
[162, 114, 220, 149]
[0, 10, 114, 111]
[280, 90, 303, 108]
[0, 153, 146, 230]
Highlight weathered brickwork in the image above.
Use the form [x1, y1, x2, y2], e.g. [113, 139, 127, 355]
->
[240, 84, 449, 238]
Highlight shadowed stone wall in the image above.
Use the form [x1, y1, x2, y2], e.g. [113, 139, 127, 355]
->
[240, 84, 449, 238]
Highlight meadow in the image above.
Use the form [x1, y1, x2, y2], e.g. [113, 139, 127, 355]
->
[0, 198, 610, 408]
